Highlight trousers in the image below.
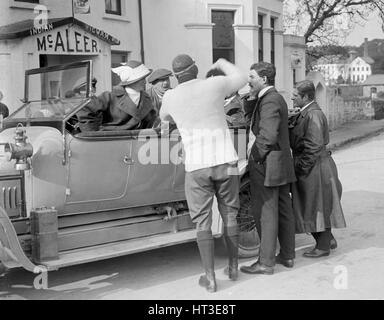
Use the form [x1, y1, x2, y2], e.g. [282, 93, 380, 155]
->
[185, 163, 240, 232]
[249, 160, 296, 267]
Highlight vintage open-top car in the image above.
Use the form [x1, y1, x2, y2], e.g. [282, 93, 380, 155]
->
[0, 60, 259, 274]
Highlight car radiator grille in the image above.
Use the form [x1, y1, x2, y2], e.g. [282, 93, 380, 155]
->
[2, 186, 19, 210]
[0, 177, 24, 219]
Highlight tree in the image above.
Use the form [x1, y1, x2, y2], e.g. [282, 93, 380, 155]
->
[336, 74, 345, 84]
[284, 0, 384, 45]
[305, 44, 352, 72]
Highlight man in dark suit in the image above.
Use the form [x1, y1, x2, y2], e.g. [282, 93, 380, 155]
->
[240, 62, 296, 275]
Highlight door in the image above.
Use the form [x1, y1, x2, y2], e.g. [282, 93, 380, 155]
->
[124, 127, 186, 207]
[64, 135, 132, 214]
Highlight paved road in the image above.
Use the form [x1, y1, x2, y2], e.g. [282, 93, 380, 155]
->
[1, 134, 384, 300]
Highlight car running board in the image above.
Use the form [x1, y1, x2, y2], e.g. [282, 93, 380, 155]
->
[42, 229, 222, 271]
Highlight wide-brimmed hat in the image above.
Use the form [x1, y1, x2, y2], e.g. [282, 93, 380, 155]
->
[112, 60, 152, 86]
[147, 68, 172, 84]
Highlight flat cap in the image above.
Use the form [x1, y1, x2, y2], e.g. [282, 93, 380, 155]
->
[147, 68, 172, 84]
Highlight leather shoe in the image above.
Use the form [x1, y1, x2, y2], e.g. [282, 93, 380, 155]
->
[303, 248, 330, 258]
[330, 238, 338, 250]
[224, 266, 238, 281]
[240, 262, 274, 275]
[275, 255, 294, 268]
[199, 275, 217, 293]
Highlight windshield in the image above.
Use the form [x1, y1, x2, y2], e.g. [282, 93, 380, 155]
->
[8, 98, 87, 121]
[27, 65, 90, 101]
[5, 61, 92, 122]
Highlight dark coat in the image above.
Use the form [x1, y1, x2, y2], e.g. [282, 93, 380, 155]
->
[147, 87, 162, 116]
[0, 102, 9, 119]
[289, 102, 347, 233]
[78, 86, 156, 131]
[244, 88, 296, 187]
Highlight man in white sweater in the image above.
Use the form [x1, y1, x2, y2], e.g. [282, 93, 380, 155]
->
[160, 55, 247, 293]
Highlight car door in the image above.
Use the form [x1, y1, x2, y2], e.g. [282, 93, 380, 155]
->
[124, 127, 186, 207]
[63, 134, 132, 214]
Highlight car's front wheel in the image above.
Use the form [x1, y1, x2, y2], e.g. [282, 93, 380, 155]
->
[237, 176, 260, 258]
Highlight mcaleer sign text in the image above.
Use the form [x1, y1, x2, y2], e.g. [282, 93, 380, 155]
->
[36, 26, 101, 54]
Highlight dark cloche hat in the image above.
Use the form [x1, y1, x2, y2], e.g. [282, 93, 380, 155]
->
[148, 68, 172, 84]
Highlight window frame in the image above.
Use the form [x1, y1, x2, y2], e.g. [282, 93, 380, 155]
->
[258, 14, 264, 62]
[211, 10, 235, 64]
[105, 0, 122, 16]
[270, 17, 275, 65]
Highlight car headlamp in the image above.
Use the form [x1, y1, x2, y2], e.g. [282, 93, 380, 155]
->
[4, 124, 33, 171]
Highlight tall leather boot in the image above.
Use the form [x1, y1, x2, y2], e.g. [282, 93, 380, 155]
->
[197, 230, 216, 293]
[223, 226, 239, 281]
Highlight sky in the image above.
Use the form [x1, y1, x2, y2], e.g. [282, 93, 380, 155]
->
[345, 13, 384, 46]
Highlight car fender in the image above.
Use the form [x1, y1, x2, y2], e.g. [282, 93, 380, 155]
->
[1, 126, 67, 215]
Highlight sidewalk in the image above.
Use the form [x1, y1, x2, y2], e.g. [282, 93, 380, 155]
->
[329, 119, 384, 151]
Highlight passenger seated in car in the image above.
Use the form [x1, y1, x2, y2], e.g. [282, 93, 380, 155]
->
[77, 61, 157, 132]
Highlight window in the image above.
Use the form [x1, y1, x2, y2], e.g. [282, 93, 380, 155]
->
[270, 18, 275, 65]
[212, 10, 235, 63]
[105, 0, 121, 15]
[111, 51, 129, 86]
[258, 15, 264, 62]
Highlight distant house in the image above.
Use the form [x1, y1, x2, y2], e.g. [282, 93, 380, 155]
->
[313, 55, 348, 85]
[349, 56, 372, 84]
[314, 38, 374, 85]
[362, 74, 384, 97]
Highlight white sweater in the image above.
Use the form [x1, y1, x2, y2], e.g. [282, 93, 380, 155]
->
[160, 59, 247, 172]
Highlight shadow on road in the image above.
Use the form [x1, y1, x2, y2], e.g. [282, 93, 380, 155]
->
[1, 190, 383, 300]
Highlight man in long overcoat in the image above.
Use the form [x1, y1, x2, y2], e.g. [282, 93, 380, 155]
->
[240, 62, 297, 275]
[289, 80, 347, 258]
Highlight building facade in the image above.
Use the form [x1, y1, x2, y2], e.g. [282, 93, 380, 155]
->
[313, 55, 347, 86]
[363, 74, 384, 97]
[0, 0, 305, 113]
[348, 57, 372, 84]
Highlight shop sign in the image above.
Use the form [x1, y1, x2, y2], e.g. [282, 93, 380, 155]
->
[36, 27, 100, 54]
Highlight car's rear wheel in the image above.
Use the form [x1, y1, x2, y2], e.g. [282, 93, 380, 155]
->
[238, 176, 260, 258]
